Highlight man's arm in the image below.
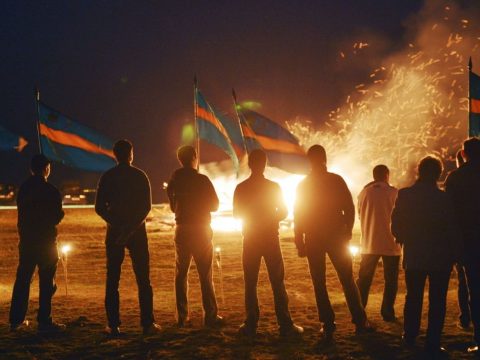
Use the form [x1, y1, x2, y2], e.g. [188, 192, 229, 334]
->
[204, 176, 219, 212]
[166, 175, 176, 213]
[294, 183, 306, 256]
[95, 174, 115, 225]
[133, 173, 152, 227]
[391, 189, 406, 245]
[339, 177, 355, 239]
[52, 187, 64, 225]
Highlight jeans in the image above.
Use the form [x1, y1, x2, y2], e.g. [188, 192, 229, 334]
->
[242, 237, 293, 329]
[456, 263, 471, 327]
[174, 225, 218, 323]
[403, 268, 451, 348]
[464, 260, 480, 344]
[357, 254, 400, 319]
[105, 227, 154, 328]
[10, 242, 58, 325]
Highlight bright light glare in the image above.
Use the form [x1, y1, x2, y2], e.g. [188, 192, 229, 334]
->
[215, 246, 221, 253]
[349, 245, 360, 257]
[210, 216, 242, 232]
[61, 244, 72, 255]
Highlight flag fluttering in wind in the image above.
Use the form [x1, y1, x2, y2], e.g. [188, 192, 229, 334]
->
[469, 61, 480, 137]
[0, 125, 28, 152]
[236, 107, 309, 174]
[38, 102, 116, 172]
[195, 89, 239, 170]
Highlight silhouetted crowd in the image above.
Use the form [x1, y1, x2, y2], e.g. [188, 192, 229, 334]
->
[8, 138, 480, 358]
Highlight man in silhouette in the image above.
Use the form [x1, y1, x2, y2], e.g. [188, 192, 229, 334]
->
[445, 138, 480, 354]
[9, 154, 65, 333]
[392, 156, 457, 356]
[233, 149, 303, 337]
[356, 165, 400, 322]
[294, 145, 374, 344]
[96, 139, 160, 336]
[167, 145, 223, 328]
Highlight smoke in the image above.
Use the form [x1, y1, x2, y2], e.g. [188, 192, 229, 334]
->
[288, 0, 480, 193]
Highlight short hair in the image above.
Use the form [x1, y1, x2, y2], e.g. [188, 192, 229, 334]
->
[113, 139, 133, 163]
[463, 137, 480, 162]
[373, 164, 389, 181]
[177, 145, 196, 166]
[248, 149, 267, 169]
[307, 145, 327, 165]
[30, 154, 50, 175]
[418, 156, 443, 182]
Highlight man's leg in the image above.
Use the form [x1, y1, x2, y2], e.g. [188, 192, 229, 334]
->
[242, 240, 262, 329]
[306, 248, 335, 330]
[425, 269, 451, 350]
[263, 241, 293, 329]
[403, 269, 426, 343]
[456, 263, 471, 327]
[105, 242, 125, 328]
[9, 245, 36, 326]
[37, 243, 59, 325]
[381, 255, 400, 321]
[174, 239, 192, 323]
[128, 229, 155, 328]
[465, 260, 480, 345]
[328, 245, 367, 327]
[356, 254, 380, 308]
[191, 229, 218, 323]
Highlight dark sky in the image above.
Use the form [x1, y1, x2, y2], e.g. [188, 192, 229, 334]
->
[0, 0, 424, 201]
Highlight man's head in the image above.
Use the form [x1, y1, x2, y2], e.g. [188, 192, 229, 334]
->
[113, 139, 133, 164]
[30, 154, 51, 178]
[307, 145, 327, 170]
[462, 137, 480, 163]
[177, 145, 197, 168]
[417, 156, 443, 183]
[248, 149, 267, 174]
[373, 164, 389, 182]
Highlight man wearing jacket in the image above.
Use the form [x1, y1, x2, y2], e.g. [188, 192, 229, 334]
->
[167, 145, 223, 328]
[10, 154, 65, 333]
[233, 149, 303, 337]
[392, 156, 457, 356]
[356, 165, 400, 322]
[96, 139, 160, 336]
[445, 138, 480, 355]
[294, 145, 374, 344]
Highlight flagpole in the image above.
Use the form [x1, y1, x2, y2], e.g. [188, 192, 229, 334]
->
[34, 87, 43, 154]
[194, 76, 200, 170]
[231, 88, 248, 156]
[469, 57, 473, 138]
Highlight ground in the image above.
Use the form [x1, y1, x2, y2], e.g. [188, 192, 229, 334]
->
[0, 208, 475, 359]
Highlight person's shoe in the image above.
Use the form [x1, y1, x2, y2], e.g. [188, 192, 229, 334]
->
[279, 323, 304, 337]
[10, 320, 30, 332]
[143, 323, 162, 336]
[205, 315, 225, 328]
[318, 325, 335, 346]
[177, 317, 190, 328]
[424, 345, 448, 359]
[238, 323, 256, 337]
[38, 321, 66, 334]
[355, 320, 376, 334]
[467, 345, 479, 354]
[105, 326, 121, 337]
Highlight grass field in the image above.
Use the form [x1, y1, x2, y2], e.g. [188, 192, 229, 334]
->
[0, 208, 475, 359]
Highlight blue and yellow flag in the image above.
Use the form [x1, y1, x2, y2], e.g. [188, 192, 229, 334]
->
[469, 69, 480, 137]
[195, 89, 239, 170]
[237, 107, 309, 174]
[38, 102, 116, 172]
[0, 125, 27, 152]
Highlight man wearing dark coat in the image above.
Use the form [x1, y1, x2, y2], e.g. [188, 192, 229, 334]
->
[294, 145, 374, 344]
[96, 139, 160, 336]
[445, 138, 480, 355]
[392, 156, 458, 356]
[167, 145, 223, 328]
[9, 154, 65, 333]
[233, 149, 303, 337]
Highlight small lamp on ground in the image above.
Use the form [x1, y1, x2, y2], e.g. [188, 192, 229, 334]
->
[60, 244, 72, 296]
[215, 246, 225, 305]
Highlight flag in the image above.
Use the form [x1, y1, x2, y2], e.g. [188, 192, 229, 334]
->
[469, 67, 480, 137]
[195, 89, 239, 170]
[38, 102, 116, 172]
[0, 125, 28, 152]
[237, 107, 309, 174]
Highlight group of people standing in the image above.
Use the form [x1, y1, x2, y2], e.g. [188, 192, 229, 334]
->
[7, 137, 480, 358]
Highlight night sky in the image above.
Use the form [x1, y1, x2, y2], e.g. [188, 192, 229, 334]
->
[1, 0, 424, 201]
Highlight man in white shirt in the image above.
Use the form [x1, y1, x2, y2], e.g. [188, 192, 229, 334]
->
[356, 165, 400, 322]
